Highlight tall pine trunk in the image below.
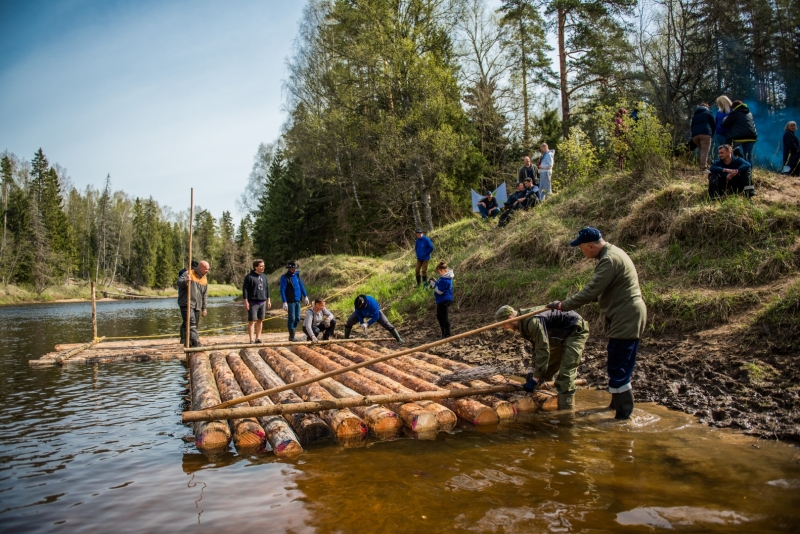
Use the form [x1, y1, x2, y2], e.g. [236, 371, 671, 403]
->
[558, 7, 569, 139]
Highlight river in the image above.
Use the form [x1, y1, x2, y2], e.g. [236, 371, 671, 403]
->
[1, 297, 798, 532]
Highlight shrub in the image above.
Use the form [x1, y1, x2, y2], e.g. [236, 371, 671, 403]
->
[555, 126, 599, 190]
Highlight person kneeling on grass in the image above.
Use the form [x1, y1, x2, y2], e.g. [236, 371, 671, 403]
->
[495, 305, 588, 410]
[242, 259, 271, 343]
[428, 260, 454, 338]
[302, 297, 336, 342]
[344, 294, 403, 343]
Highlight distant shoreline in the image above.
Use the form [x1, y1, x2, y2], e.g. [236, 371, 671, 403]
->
[0, 283, 239, 306]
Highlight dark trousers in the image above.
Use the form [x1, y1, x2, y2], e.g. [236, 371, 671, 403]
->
[346, 311, 394, 331]
[607, 338, 639, 392]
[478, 205, 499, 218]
[708, 172, 749, 199]
[179, 306, 200, 346]
[436, 301, 451, 338]
[304, 319, 336, 340]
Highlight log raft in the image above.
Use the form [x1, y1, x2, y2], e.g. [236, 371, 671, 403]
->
[188, 352, 231, 453]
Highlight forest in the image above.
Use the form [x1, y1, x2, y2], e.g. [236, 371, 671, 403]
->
[2, 0, 798, 290]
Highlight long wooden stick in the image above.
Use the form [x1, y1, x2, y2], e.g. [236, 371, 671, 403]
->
[185, 188, 194, 350]
[184, 337, 394, 353]
[91, 281, 97, 339]
[56, 337, 106, 364]
[203, 307, 548, 411]
[184, 383, 522, 423]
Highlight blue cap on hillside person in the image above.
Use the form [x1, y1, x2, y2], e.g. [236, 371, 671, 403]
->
[570, 227, 602, 246]
[486, 191, 492, 196]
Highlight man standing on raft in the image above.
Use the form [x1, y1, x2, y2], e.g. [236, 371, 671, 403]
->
[546, 227, 646, 420]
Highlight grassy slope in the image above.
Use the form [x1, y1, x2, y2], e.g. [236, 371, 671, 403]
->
[287, 163, 800, 347]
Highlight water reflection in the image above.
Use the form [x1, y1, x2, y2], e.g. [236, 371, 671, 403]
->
[0, 299, 799, 532]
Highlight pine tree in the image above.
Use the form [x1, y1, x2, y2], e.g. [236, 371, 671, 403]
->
[29, 148, 49, 205]
[1, 154, 13, 255]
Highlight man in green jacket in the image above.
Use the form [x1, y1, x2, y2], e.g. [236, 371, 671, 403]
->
[547, 227, 646, 420]
[495, 305, 589, 410]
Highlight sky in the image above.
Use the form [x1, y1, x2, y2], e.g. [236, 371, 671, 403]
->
[0, 0, 306, 218]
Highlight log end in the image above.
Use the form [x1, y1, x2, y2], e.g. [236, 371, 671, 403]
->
[510, 396, 539, 413]
[540, 395, 559, 412]
[493, 403, 516, 421]
[273, 439, 303, 457]
[409, 410, 439, 434]
[471, 407, 500, 426]
[195, 423, 231, 453]
[335, 417, 368, 439]
[371, 413, 403, 435]
[232, 422, 267, 452]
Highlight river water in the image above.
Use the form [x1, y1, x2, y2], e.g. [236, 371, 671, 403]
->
[1, 297, 799, 533]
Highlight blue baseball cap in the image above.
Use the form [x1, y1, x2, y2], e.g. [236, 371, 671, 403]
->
[570, 227, 602, 246]
[486, 191, 493, 195]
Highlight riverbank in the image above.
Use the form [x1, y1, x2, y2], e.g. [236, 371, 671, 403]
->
[0, 282, 240, 305]
[282, 163, 800, 442]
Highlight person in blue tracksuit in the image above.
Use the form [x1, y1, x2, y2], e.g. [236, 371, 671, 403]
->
[414, 229, 434, 287]
[428, 260, 454, 338]
[279, 260, 309, 341]
[344, 294, 403, 343]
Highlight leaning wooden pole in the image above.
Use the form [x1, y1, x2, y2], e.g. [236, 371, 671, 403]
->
[55, 336, 106, 365]
[203, 307, 549, 410]
[182, 384, 521, 423]
[185, 188, 194, 350]
[184, 337, 393, 354]
[91, 281, 97, 340]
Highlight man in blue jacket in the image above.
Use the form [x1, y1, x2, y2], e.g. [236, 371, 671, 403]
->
[344, 294, 403, 343]
[708, 144, 753, 200]
[279, 260, 309, 341]
[691, 103, 716, 169]
[414, 229, 434, 287]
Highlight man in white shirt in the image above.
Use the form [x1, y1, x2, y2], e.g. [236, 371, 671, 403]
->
[302, 297, 336, 342]
[539, 143, 555, 201]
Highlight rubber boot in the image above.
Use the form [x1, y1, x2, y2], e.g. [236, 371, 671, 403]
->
[390, 328, 403, 343]
[613, 389, 635, 420]
[288, 329, 296, 342]
[606, 396, 616, 410]
[343, 326, 352, 339]
[415, 275, 421, 287]
[557, 393, 575, 411]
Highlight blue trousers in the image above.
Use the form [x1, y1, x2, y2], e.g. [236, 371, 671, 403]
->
[478, 205, 499, 218]
[287, 301, 301, 331]
[733, 141, 755, 163]
[607, 339, 639, 393]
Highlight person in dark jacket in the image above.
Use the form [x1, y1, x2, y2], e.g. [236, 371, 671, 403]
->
[708, 144, 753, 199]
[279, 260, 309, 341]
[713, 95, 732, 154]
[177, 260, 209, 347]
[721, 100, 757, 163]
[691, 103, 716, 169]
[782, 121, 800, 176]
[477, 191, 500, 219]
[517, 156, 539, 185]
[242, 259, 271, 343]
[344, 295, 403, 342]
[428, 260, 454, 338]
[414, 229, 435, 287]
[497, 182, 527, 228]
[495, 305, 589, 410]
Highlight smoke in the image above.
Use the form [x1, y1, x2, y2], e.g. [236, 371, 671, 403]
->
[741, 100, 798, 171]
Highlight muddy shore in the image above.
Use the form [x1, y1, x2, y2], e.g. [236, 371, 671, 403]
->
[399, 312, 800, 443]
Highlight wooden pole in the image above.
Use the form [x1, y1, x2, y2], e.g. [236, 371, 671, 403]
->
[183, 383, 522, 423]
[55, 336, 106, 365]
[185, 188, 194, 350]
[91, 281, 97, 340]
[183, 337, 393, 354]
[203, 307, 549, 410]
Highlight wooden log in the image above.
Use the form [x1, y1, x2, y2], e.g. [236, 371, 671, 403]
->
[360, 349, 516, 421]
[188, 352, 231, 452]
[287, 346, 438, 434]
[259, 348, 367, 439]
[225, 353, 302, 456]
[184, 337, 394, 353]
[63, 352, 181, 365]
[318, 346, 457, 431]
[54, 337, 106, 364]
[239, 349, 332, 444]
[326, 344, 498, 426]
[275, 348, 404, 436]
[208, 352, 266, 452]
[182, 383, 521, 423]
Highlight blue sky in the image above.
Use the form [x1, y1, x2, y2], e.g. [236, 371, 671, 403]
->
[0, 0, 306, 218]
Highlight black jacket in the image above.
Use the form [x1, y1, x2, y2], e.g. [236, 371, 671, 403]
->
[721, 103, 758, 142]
[690, 106, 715, 137]
[783, 130, 800, 168]
[479, 196, 498, 210]
[504, 189, 526, 209]
[242, 270, 270, 301]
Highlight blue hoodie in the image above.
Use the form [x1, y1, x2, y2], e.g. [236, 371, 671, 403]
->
[279, 270, 307, 303]
[355, 295, 382, 326]
[433, 269, 454, 304]
[415, 235, 434, 261]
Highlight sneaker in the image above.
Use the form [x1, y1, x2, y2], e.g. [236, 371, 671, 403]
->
[254, 339, 262, 344]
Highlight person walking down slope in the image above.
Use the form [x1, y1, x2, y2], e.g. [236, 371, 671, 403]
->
[279, 260, 309, 342]
[722, 100, 758, 163]
[242, 259, 272, 343]
[177, 260, 209, 347]
[429, 260, 454, 338]
[782, 121, 800, 176]
[344, 294, 403, 343]
[414, 229, 434, 287]
[691, 103, 716, 169]
[547, 227, 646, 420]
[495, 305, 589, 410]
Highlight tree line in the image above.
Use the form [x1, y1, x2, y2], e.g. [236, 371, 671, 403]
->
[244, 0, 799, 268]
[0, 149, 254, 292]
